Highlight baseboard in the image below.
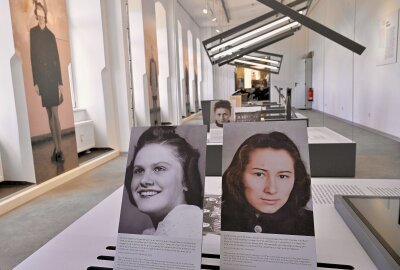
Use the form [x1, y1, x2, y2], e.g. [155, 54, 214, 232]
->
[31, 127, 76, 145]
[0, 150, 120, 216]
[310, 109, 400, 143]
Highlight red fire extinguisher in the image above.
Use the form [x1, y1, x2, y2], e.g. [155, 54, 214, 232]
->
[308, 88, 314, 102]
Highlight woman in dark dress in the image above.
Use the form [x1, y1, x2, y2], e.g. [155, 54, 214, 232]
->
[221, 131, 314, 236]
[30, 2, 64, 162]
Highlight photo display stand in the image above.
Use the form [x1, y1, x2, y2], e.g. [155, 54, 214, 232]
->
[209, 100, 235, 143]
[220, 121, 317, 269]
[115, 126, 207, 270]
[234, 106, 262, 122]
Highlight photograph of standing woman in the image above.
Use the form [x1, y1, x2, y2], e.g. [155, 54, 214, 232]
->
[9, 0, 79, 183]
[118, 126, 207, 239]
[221, 122, 314, 236]
[31, 1, 64, 162]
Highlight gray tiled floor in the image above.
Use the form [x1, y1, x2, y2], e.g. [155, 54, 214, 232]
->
[0, 110, 399, 270]
[0, 156, 127, 270]
[0, 148, 113, 200]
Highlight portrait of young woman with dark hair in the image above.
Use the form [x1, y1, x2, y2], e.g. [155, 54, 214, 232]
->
[221, 131, 314, 236]
[124, 126, 204, 238]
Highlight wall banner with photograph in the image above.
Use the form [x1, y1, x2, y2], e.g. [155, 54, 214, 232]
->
[142, 0, 161, 126]
[220, 121, 317, 270]
[115, 126, 207, 270]
[9, 0, 78, 183]
[209, 100, 235, 143]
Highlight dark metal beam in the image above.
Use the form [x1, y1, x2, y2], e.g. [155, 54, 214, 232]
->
[220, 0, 230, 23]
[257, 0, 366, 55]
[203, 0, 308, 45]
[209, 20, 295, 59]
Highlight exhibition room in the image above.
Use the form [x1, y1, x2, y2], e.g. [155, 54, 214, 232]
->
[0, 0, 399, 269]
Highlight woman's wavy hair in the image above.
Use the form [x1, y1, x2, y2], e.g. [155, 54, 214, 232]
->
[223, 131, 311, 210]
[34, 1, 48, 23]
[125, 126, 203, 208]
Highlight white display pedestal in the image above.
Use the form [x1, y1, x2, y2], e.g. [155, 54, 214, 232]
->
[308, 127, 356, 177]
[13, 177, 400, 270]
[73, 109, 95, 153]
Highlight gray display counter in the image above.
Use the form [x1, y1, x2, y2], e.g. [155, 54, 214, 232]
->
[308, 127, 356, 177]
[206, 127, 356, 177]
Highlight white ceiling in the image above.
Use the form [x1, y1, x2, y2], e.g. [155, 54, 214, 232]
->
[178, 0, 273, 29]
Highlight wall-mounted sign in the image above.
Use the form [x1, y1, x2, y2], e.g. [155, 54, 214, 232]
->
[377, 10, 399, 66]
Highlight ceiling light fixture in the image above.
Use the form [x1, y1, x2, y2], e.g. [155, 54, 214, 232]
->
[212, 17, 217, 22]
[243, 55, 280, 65]
[210, 10, 304, 53]
[216, 29, 221, 33]
[213, 21, 300, 59]
[203, 8, 208, 14]
[234, 59, 278, 70]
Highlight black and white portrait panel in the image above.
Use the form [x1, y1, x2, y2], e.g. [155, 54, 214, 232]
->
[221, 121, 315, 236]
[118, 126, 207, 239]
[209, 100, 234, 129]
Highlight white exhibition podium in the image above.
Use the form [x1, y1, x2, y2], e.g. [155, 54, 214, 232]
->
[14, 177, 400, 270]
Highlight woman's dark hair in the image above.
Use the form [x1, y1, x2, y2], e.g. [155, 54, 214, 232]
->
[125, 126, 203, 208]
[223, 131, 311, 210]
[34, 2, 48, 23]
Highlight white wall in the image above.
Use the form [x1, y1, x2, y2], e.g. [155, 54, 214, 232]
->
[307, 3, 326, 112]
[100, 0, 131, 151]
[155, 1, 171, 124]
[212, 64, 236, 99]
[159, 0, 182, 125]
[307, 0, 400, 138]
[200, 27, 214, 100]
[68, 0, 115, 148]
[200, 26, 236, 101]
[177, 20, 186, 116]
[127, 0, 150, 126]
[306, 0, 355, 122]
[187, 30, 196, 112]
[353, 0, 400, 138]
[176, 2, 205, 107]
[0, 1, 36, 183]
[196, 38, 203, 108]
[268, 27, 308, 104]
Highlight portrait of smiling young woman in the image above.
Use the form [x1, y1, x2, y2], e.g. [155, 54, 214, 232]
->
[221, 130, 314, 236]
[119, 126, 206, 239]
